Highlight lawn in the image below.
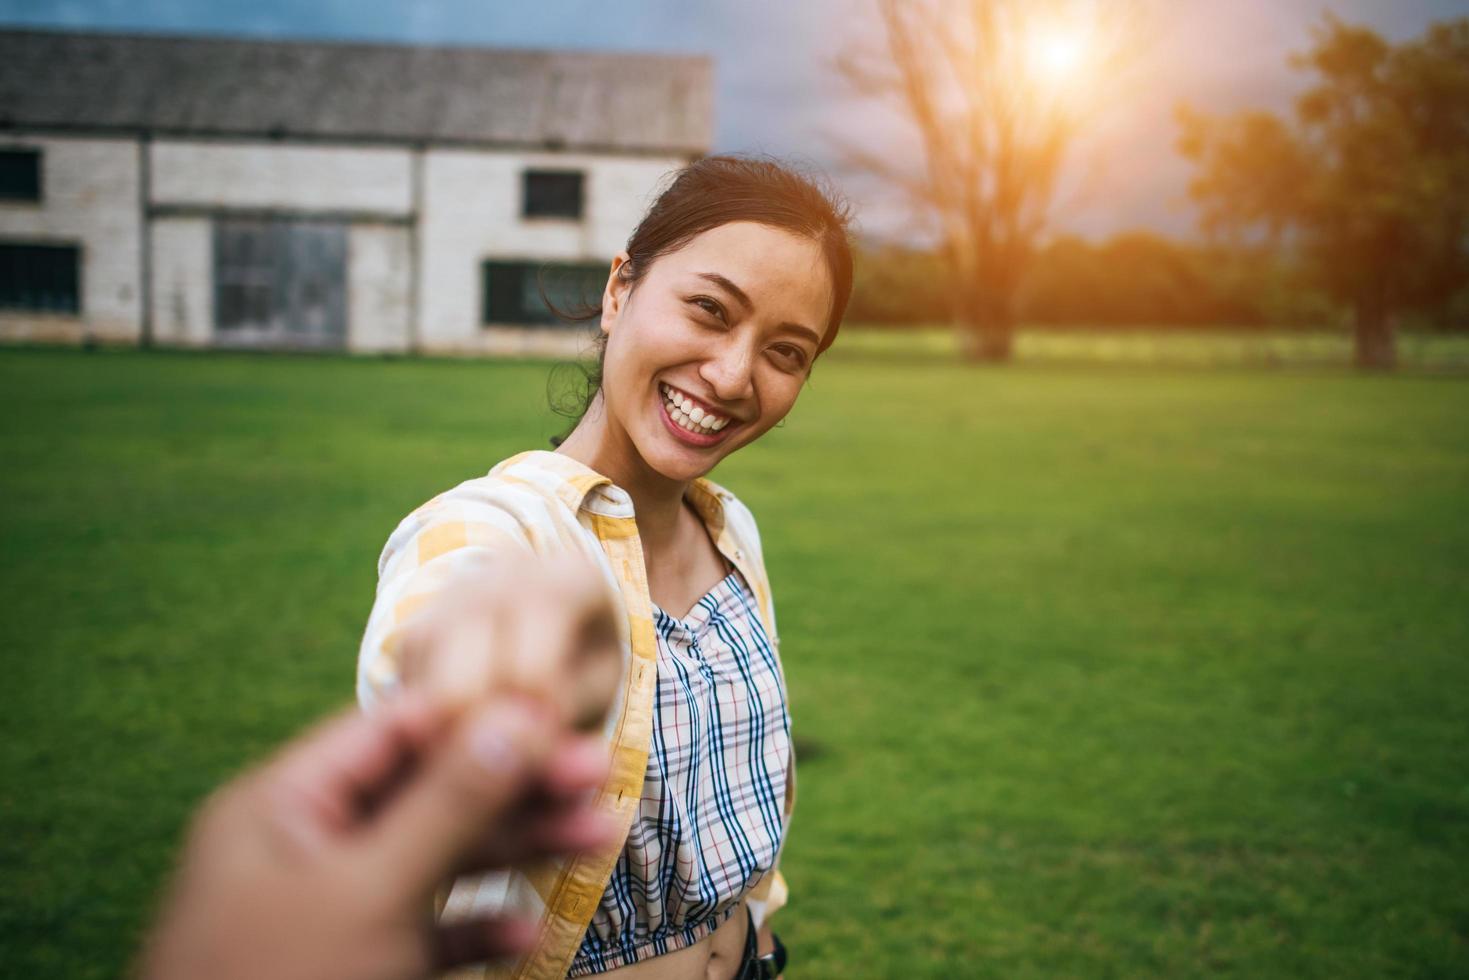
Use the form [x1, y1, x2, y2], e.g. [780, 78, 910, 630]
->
[2, 345, 1467, 978]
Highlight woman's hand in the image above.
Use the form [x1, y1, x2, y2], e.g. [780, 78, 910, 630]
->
[136, 691, 620, 980]
[399, 552, 623, 733]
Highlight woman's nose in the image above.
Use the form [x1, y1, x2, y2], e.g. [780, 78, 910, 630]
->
[699, 340, 756, 404]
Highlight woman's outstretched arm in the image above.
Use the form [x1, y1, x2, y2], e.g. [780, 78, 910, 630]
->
[357, 491, 537, 712]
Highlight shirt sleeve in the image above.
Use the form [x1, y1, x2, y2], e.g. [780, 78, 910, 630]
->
[356, 486, 535, 714]
[746, 865, 790, 931]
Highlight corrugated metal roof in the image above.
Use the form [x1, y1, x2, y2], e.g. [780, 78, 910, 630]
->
[0, 28, 712, 154]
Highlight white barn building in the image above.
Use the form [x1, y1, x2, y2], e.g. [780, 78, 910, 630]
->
[0, 28, 711, 355]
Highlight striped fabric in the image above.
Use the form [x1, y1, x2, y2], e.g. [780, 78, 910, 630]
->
[355, 449, 796, 980]
[569, 565, 792, 975]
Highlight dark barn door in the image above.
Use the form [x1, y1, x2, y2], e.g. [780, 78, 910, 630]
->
[214, 218, 346, 349]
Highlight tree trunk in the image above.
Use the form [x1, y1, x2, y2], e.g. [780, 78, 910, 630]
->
[951, 274, 1018, 363]
[955, 319, 1015, 362]
[1352, 294, 1397, 371]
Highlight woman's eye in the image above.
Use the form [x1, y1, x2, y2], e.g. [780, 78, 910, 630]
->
[773, 345, 808, 369]
[690, 297, 725, 321]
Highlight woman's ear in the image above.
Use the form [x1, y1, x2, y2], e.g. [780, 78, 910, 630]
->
[601, 252, 633, 336]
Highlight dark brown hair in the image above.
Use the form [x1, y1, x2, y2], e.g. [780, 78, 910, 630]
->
[547, 154, 853, 448]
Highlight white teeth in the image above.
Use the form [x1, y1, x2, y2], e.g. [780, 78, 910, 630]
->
[660, 383, 730, 435]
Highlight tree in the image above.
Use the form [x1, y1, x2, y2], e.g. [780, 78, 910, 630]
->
[834, 0, 1146, 361]
[1177, 16, 1469, 369]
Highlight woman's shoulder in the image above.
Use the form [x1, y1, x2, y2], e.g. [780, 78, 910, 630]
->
[375, 451, 596, 574]
[694, 476, 750, 518]
[692, 477, 767, 559]
[407, 450, 599, 520]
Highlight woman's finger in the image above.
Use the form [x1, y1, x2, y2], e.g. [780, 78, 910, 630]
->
[562, 622, 622, 733]
[428, 915, 541, 974]
[419, 605, 506, 712]
[408, 553, 618, 728]
[503, 559, 607, 676]
[502, 557, 621, 727]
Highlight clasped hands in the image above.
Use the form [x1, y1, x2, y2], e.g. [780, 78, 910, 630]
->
[138, 554, 624, 980]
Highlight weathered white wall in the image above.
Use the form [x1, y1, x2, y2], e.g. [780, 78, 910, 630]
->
[149, 217, 212, 347]
[416, 148, 683, 352]
[1, 133, 685, 357]
[151, 140, 412, 215]
[347, 223, 411, 353]
[0, 134, 142, 342]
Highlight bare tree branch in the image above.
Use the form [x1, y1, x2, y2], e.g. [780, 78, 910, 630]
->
[834, 0, 1150, 360]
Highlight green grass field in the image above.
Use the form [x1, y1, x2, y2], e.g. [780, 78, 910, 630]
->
[3, 345, 1467, 978]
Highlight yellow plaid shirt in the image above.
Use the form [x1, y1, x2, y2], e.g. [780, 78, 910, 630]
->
[356, 449, 795, 979]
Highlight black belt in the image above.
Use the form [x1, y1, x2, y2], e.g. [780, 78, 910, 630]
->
[736, 903, 788, 980]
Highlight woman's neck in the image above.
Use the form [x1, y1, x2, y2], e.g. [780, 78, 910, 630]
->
[554, 412, 690, 558]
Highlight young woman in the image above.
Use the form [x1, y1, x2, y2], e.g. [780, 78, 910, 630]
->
[357, 155, 853, 980]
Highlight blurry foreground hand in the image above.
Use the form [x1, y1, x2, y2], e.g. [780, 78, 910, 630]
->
[138, 553, 624, 980]
[400, 552, 624, 733]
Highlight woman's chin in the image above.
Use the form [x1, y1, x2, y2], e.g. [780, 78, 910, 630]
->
[651, 455, 713, 484]
[641, 437, 721, 483]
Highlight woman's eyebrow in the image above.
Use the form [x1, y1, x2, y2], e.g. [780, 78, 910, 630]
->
[695, 272, 821, 347]
[696, 272, 754, 312]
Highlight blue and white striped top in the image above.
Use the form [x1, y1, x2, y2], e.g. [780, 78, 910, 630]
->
[569, 563, 792, 976]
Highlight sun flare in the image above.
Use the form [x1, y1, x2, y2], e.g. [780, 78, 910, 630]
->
[1027, 28, 1088, 82]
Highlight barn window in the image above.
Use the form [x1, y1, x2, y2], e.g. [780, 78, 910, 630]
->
[482, 260, 607, 326]
[0, 242, 80, 313]
[522, 170, 584, 219]
[0, 149, 42, 201]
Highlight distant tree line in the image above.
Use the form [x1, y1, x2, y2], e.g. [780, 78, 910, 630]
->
[849, 232, 1469, 332]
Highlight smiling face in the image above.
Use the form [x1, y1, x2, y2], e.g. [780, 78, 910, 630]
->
[595, 220, 835, 485]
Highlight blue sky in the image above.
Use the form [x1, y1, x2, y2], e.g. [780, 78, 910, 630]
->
[3, 0, 1465, 242]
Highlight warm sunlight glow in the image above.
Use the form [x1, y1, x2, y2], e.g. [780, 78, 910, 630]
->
[1027, 28, 1088, 82]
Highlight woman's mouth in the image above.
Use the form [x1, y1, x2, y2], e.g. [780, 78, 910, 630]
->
[657, 382, 737, 448]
